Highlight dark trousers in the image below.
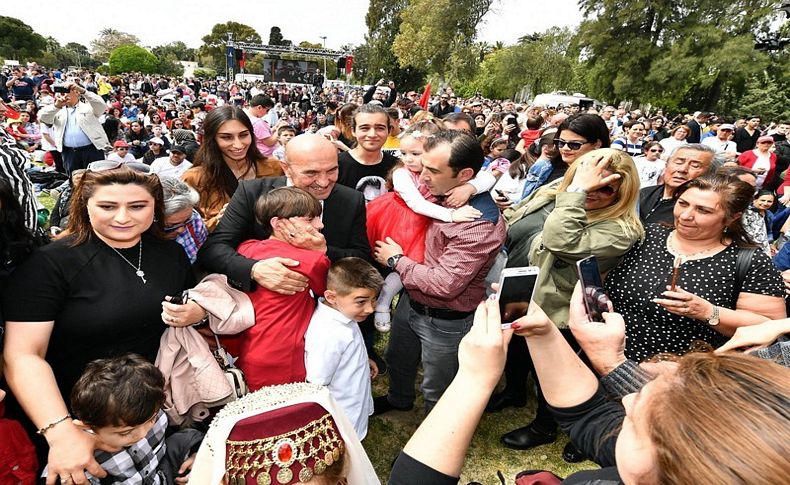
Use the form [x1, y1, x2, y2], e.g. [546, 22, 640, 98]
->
[61, 145, 104, 174]
[503, 328, 585, 431]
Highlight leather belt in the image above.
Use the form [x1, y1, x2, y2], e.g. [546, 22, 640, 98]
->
[63, 144, 95, 151]
[409, 299, 473, 320]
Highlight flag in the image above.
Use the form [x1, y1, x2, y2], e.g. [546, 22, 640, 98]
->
[239, 51, 246, 69]
[418, 83, 432, 109]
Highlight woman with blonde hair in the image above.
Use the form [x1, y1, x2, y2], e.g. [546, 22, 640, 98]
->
[491, 149, 644, 460]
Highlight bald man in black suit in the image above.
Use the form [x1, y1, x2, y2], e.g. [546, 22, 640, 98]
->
[198, 134, 370, 292]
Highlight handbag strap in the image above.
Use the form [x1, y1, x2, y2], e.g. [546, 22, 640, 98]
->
[731, 247, 757, 308]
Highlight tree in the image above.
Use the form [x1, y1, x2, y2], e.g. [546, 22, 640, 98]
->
[64, 42, 94, 67]
[0, 16, 47, 60]
[200, 21, 262, 71]
[108, 45, 158, 74]
[461, 27, 584, 99]
[298, 41, 323, 49]
[392, 0, 493, 79]
[90, 28, 140, 63]
[576, 0, 780, 111]
[359, 0, 427, 90]
[152, 42, 196, 62]
[268, 26, 292, 46]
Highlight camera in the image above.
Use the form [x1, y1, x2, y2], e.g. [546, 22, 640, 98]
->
[52, 84, 70, 94]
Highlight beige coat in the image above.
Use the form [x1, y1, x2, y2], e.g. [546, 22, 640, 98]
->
[38, 90, 110, 151]
[155, 274, 255, 425]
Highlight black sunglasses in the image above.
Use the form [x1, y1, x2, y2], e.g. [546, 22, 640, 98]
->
[554, 139, 590, 151]
[593, 185, 617, 196]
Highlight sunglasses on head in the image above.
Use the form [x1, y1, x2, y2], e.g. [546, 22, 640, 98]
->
[554, 139, 589, 151]
[87, 160, 153, 174]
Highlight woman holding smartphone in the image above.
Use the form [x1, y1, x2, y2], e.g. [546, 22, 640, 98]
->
[491, 149, 643, 461]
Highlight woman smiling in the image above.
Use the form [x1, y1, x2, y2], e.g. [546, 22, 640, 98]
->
[2, 164, 195, 483]
[182, 106, 283, 231]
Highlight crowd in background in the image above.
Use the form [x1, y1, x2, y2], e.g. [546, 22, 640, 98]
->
[1, 61, 789, 485]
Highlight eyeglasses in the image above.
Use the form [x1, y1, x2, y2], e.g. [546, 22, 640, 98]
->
[592, 185, 617, 196]
[648, 148, 664, 153]
[554, 139, 590, 151]
[87, 160, 152, 174]
[164, 213, 195, 232]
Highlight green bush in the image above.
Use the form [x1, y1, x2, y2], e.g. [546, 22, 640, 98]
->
[108, 45, 158, 75]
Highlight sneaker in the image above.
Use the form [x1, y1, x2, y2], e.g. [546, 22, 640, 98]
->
[374, 311, 391, 332]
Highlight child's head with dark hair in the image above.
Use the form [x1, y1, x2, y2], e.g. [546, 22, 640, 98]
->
[324, 257, 384, 322]
[526, 116, 544, 130]
[71, 354, 164, 450]
[254, 186, 323, 234]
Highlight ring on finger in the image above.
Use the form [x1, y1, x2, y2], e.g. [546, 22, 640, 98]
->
[289, 232, 296, 238]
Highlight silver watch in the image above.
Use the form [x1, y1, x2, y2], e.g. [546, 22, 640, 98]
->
[706, 306, 720, 326]
[566, 185, 588, 194]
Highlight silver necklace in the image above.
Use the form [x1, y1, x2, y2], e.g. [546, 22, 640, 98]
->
[666, 230, 722, 262]
[107, 239, 146, 284]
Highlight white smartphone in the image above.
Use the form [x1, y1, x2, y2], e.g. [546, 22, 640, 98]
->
[496, 266, 540, 324]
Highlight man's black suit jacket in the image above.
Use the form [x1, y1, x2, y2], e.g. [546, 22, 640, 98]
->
[197, 177, 370, 291]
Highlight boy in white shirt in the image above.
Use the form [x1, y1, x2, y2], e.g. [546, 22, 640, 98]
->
[304, 257, 383, 439]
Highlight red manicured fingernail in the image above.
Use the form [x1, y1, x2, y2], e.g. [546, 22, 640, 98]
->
[510, 323, 521, 330]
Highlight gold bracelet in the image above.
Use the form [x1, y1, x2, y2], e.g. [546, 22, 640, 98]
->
[37, 414, 71, 435]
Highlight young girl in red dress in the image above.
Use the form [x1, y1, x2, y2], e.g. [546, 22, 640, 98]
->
[229, 187, 331, 391]
[366, 121, 496, 331]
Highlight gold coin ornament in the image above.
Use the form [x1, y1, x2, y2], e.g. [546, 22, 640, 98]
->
[299, 467, 314, 483]
[276, 467, 293, 484]
[256, 472, 271, 485]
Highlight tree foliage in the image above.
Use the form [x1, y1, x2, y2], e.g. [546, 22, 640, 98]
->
[0, 16, 47, 60]
[393, 0, 493, 79]
[108, 45, 158, 74]
[90, 28, 140, 62]
[576, 0, 783, 112]
[200, 21, 262, 71]
[359, 0, 426, 90]
[152, 42, 196, 62]
[268, 26, 292, 46]
[458, 27, 584, 99]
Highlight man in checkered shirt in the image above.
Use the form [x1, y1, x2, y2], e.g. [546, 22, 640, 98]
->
[374, 130, 507, 414]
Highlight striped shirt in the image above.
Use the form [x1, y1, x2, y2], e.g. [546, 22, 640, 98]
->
[0, 129, 38, 232]
[397, 193, 507, 312]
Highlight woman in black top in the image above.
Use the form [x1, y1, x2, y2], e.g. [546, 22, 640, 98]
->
[125, 120, 149, 159]
[2, 165, 195, 483]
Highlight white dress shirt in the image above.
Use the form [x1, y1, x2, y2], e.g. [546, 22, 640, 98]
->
[304, 299, 373, 439]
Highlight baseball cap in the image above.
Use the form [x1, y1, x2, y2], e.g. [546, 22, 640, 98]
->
[113, 140, 130, 148]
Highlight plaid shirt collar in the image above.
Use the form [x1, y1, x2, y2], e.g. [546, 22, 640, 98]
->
[92, 410, 168, 485]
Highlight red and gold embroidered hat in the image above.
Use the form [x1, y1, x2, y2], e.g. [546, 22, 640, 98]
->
[224, 401, 344, 485]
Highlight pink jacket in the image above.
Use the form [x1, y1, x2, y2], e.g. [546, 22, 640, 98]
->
[155, 274, 255, 425]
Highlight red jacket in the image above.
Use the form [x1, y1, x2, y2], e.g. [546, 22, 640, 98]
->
[738, 150, 777, 187]
[0, 399, 38, 484]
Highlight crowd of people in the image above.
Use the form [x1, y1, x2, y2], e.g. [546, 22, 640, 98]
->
[1, 61, 790, 485]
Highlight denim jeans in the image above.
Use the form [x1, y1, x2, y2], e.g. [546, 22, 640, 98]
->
[385, 293, 474, 413]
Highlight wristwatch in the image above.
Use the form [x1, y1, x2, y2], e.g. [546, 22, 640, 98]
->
[566, 185, 588, 194]
[387, 254, 404, 269]
[706, 305, 720, 326]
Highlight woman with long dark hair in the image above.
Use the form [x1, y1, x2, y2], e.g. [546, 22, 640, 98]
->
[125, 120, 149, 159]
[181, 105, 283, 231]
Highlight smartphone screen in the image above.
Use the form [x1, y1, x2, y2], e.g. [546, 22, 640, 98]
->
[498, 270, 538, 323]
[576, 256, 609, 322]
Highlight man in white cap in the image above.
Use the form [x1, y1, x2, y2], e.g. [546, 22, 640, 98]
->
[702, 123, 738, 162]
[149, 145, 192, 178]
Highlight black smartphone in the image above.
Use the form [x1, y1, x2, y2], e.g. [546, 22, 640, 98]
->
[496, 267, 540, 323]
[506, 117, 518, 127]
[575, 256, 611, 322]
[168, 290, 189, 305]
[495, 189, 508, 200]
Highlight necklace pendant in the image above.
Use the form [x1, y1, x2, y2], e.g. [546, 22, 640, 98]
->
[136, 270, 147, 284]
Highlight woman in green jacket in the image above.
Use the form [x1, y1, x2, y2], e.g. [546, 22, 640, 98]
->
[490, 149, 644, 460]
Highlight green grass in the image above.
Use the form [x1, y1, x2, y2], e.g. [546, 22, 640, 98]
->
[364, 335, 596, 484]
